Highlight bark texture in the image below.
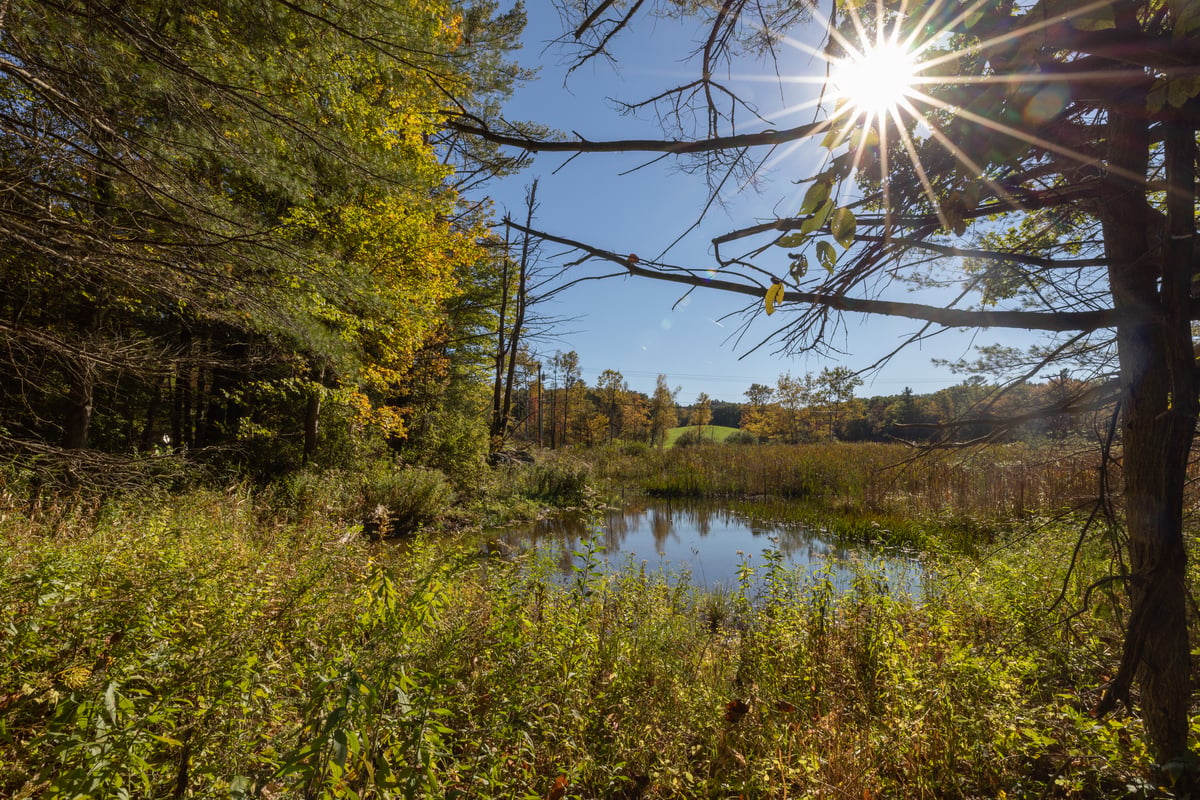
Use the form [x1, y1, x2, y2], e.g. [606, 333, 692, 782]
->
[1100, 100, 1196, 770]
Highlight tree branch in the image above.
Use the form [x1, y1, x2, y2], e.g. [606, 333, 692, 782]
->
[506, 221, 1131, 332]
[445, 113, 825, 155]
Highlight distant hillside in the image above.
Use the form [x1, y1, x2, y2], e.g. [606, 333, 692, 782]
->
[664, 425, 739, 447]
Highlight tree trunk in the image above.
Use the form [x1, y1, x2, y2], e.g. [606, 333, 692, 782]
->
[170, 369, 184, 449]
[140, 377, 163, 450]
[302, 365, 325, 467]
[1099, 104, 1195, 771]
[62, 360, 96, 449]
[490, 245, 511, 449]
[499, 181, 536, 449]
[562, 382, 570, 448]
[302, 390, 320, 466]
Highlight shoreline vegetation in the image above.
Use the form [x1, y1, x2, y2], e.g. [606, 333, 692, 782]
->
[2, 440, 1196, 797]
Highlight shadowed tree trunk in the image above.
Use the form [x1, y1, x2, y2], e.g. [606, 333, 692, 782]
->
[1095, 103, 1196, 770]
[62, 358, 96, 450]
[140, 377, 164, 451]
[303, 364, 326, 466]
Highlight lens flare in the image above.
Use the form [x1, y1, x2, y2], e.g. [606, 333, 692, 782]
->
[832, 40, 920, 117]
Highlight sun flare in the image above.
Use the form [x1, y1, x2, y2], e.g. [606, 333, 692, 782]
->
[832, 40, 920, 118]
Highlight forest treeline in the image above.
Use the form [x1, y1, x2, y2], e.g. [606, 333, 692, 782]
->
[0, 0, 528, 487]
[505, 354, 1104, 449]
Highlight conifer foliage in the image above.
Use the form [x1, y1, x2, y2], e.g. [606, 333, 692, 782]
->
[0, 0, 518, 478]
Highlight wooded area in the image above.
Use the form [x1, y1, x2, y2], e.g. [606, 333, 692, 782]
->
[2, 0, 1199, 789]
[0, 0, 524, 483]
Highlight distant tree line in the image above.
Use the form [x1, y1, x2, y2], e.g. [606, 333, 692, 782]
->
[736, 369, 1100, 445]
[498, 353, 1104, 450]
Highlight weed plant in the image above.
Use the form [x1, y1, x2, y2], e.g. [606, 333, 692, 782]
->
[273, 462, 457, 536]
[0, 490, 1187, 798]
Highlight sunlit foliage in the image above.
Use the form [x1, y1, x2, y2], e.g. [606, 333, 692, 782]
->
[0, 0, 520, 478]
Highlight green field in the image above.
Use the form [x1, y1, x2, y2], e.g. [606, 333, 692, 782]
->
[663, 424, 740, 446]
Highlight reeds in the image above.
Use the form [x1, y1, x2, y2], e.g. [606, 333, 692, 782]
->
[599, 441, 1105, 522]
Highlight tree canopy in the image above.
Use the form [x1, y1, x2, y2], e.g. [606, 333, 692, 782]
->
[0, 0, 523, 477]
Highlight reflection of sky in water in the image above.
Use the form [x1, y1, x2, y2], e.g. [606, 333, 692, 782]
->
[486, 499, 921, 594]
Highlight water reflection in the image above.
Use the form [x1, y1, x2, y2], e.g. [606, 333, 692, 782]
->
[485, 499, 921, 592]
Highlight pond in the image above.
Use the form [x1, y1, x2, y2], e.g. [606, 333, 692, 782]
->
[485, 498, 922, 593]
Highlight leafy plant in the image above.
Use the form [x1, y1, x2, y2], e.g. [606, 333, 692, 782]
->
[0, 488, 1181, 798]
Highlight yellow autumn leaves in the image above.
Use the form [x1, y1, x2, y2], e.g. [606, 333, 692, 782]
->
[764, 280, 785, 315]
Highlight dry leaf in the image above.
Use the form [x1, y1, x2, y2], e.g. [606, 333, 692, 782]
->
[547, 774, 568, 800]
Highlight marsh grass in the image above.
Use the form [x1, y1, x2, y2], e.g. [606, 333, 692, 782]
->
[1, 488, 1180, 798]
[592, 441, 1105, 550]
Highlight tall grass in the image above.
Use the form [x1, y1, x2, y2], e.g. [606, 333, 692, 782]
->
[1, 489, 1181, 798]
[592, 441, 1104, 543]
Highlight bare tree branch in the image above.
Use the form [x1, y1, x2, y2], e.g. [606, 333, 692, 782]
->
[445, 113, 825, 155]
[505, 220, 1135, 332]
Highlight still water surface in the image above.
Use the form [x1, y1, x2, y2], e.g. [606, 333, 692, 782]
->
[487, 499, 922, 593]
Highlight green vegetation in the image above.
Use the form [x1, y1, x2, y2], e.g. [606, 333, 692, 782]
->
[1, 490, 1184, 799]
[0, 0, 525, 485]
[589, 440, 1102, 551]
[664, 425, 740, 447]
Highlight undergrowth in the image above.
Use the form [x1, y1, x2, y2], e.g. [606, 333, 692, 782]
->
[0, 489, 1187, 798]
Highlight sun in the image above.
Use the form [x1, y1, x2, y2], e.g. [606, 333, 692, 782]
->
[831, 39, 921, 118]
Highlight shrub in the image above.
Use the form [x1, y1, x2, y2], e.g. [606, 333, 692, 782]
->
[618, 440, 651, 457]
[672, 429, 711, 448]
[270, 467, 360, 520]
[269, 461, 457, 536]
[358, 463, 455, 536]
[521, 452, 595, 506]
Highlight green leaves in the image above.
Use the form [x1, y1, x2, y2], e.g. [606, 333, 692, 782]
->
[1172, 0, 1200, 39]
[802, 199, 834, 236]
[790, 253, 809, 280]
[819, 102, 854, 148]
[774, 195, 850, 276]
[1147, 76, 1200, 112]
[848, 127, 880, 151]
[1065, 0, 1116, 30]
[800, 179, 832, 215]
[830, 207, 857, 249]
[780, 240, 835, 280]
[1023, 0, 1115, 31]
[816, 240, 838, 273]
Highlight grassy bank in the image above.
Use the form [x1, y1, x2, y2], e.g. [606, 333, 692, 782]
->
[1, 489, 1186, 798]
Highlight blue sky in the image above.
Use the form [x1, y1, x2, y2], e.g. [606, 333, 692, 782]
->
[483, 4, 1036, 404]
